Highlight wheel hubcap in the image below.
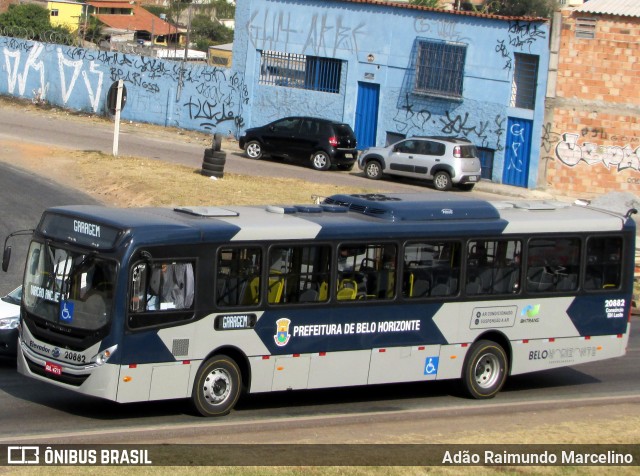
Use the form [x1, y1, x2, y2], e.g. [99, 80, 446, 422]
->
[314, 155, 327, 168]
[202, 368, 231, 405]
[247, 144, 260, 158]
[368, 164, 379, 176]
[473, 353, 500, 389]
[435, 175, 448, 188]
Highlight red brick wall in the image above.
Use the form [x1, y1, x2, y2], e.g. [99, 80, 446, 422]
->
[545, 10, 640, 198]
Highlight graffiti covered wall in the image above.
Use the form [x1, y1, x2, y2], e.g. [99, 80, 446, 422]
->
[0, 36, 249, 137]
[542, 10, 640, 197]
[236, 0, 550, 187]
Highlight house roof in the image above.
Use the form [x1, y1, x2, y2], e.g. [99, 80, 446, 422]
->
[334, 0, 548, 21]
[575, 0, 640, 17]
[87, 1, 177, 36]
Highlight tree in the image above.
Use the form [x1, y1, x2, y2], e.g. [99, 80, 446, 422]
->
[190, 14, 234, 51]
[483, 0, 557, 17]
[0, 4, 71, 41]
[0, 4, 52, 32]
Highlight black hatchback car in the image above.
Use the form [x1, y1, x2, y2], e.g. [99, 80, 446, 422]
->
[239, 116, 357, 171]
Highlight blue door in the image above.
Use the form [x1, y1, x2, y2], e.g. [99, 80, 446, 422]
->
[354, 82, 380, 150]
[502, 117, 532, 188]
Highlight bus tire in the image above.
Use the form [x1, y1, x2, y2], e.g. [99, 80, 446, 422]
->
[191, 355, 241, 416]
[461, 340, 508, 399]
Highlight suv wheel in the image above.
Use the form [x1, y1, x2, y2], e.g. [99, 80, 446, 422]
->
[311, 151, 331, 171]
[245, 140, 263, 159]
[433, 171, 452, 191]
[364, 160, 383, 180]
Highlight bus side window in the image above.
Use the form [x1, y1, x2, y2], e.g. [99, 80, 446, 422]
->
[404, 241, 459, 298]
[465, 240, 521, 295]
[215, 247, 262, 307]
[269, 245, 331, 304]
[148, 262, 195, 310]
[585, 236, 622, 290]
[526, 238, 580, 293]
[130, 261, 195, 312]
[337, 243, 397, 301]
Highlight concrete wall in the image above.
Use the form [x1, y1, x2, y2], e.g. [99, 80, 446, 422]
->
[235, 0, 550, 187]
[0, 36, 249, 137]
[543, 9, 640, 197]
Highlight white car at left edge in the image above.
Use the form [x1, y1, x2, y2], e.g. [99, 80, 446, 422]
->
[0, 286, 21, 356]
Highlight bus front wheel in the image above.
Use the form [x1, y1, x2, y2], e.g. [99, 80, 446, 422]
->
[192, 355, 242, 416]
[462, 340, 508, 399]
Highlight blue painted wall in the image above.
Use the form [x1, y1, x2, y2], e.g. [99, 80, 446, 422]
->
[234, 0, 550, 188]
[0, 38, 249, 137]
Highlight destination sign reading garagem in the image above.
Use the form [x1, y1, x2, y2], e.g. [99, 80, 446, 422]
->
[38, 213, 122, 249]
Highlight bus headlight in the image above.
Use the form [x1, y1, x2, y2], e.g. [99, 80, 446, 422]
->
[92, 344, 118, 366]
[0, 316, 19, 330]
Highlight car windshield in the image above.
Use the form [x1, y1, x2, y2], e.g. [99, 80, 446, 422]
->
[23, 241, 116, 331]
[1, 286, 22, 306]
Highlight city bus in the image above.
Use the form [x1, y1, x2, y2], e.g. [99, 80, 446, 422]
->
[4, 193, 636, 416]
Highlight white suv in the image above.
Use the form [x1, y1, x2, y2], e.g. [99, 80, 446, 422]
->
[358, 136, 482, 191]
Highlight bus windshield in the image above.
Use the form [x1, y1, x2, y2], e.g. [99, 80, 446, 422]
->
[23, 241, 116, 331]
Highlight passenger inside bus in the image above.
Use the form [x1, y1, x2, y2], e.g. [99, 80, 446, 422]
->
[148, 262, 195, 310]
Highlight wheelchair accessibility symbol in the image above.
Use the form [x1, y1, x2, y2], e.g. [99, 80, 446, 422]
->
[60, 301, 74, 322]
[424, 356, 439, 375]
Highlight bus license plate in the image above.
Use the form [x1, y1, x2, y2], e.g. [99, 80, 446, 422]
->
[45, 362, 62, 376]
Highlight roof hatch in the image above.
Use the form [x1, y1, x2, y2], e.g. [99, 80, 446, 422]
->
[174, 206, 239, 217]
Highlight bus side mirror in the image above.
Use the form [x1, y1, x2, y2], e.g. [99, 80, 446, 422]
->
[2, 246, 11, 272]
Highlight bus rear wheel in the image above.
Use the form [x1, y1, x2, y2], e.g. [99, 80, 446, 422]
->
[462, 340, 508, 399]
[191, 355, 241, 416]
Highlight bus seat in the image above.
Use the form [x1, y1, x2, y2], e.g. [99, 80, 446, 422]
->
[411, 277, 430, 297]
[430, 283, 450, 296]
[526, 267, 545, 292]
[584, 273, 602, 290]
[339, 278, 357, 291]
[241, 276, 260, 305]
[299, 288, 319, 302]
[337, 287, 357, 300]
[478, 268, 494, 293]
[493, 267, 515, 294]
[268, 277, 284, 303]
[319, 281, 328, 301]
[556, 274, 577, 291]
[466, 279, 482, 295]
[538, 271, 555, 291]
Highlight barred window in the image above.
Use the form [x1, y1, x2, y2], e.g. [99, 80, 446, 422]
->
[259, 51, 342, 94]
[414, 40, 466, 99]
[510, 53, 539, 110]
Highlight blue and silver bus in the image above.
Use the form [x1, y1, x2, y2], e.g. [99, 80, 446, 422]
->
[5, 193, 635, 416]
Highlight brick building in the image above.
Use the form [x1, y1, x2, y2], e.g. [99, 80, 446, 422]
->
[543, 0, 640, 197]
